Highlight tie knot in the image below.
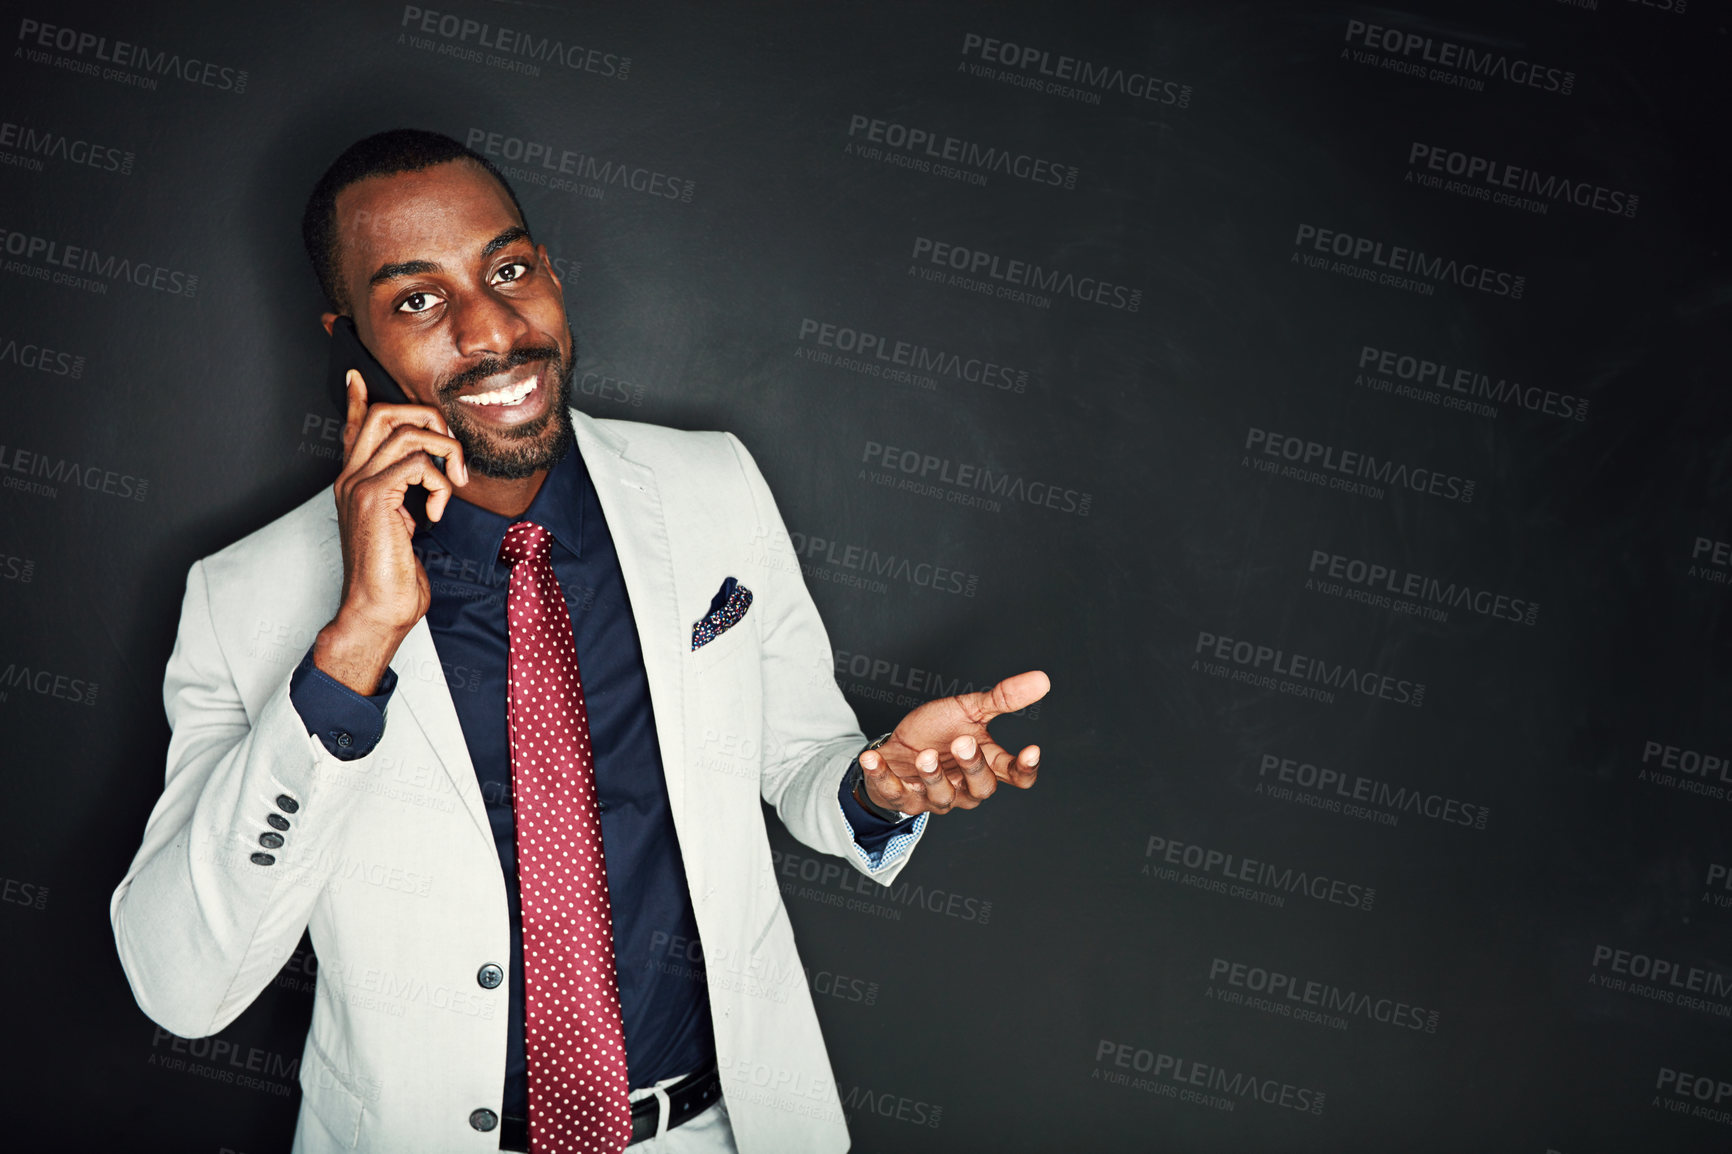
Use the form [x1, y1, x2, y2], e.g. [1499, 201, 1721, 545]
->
[499, 520, 553, 567]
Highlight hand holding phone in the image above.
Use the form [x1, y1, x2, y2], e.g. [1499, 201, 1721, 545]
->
[312, 319, 469, 695]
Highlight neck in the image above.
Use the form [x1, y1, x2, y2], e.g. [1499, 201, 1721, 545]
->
[457, 470, 548, 519]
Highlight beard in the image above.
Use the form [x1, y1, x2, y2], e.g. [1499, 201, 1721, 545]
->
[434, 335, 576, 480]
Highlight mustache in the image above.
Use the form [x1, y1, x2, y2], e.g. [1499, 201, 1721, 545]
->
[438, 344, 561, 397]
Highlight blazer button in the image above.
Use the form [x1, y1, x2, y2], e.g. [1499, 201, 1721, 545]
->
[477, 963, 504, 989]
[266, 813, 290, 831]
[469, 1108, 498, 1132]
[259, 832, 284, 850]
[275, 794, 300, 814]
[249, 852, 276, 866]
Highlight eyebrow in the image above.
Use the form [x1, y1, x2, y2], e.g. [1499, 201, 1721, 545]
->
[366, 226, 534, 289]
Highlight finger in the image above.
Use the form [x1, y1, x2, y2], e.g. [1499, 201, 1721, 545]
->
[951, 734, 997, 800]
[859, 751, 908, 813]
[341, 371, 368, 464]
[978, 739, 1040, 788]
[1003, 744, 1040, 789]
[353, 425, 469, 490]
[913, 748, 955, 812]
[345, 403, 460, 484]
[356, 451, 455, 518]
[955, 669, 1051, 727]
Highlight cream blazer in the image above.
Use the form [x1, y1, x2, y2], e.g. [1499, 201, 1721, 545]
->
[111, 408, 924, 1152]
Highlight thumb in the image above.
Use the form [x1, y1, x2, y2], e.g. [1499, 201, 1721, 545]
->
[963, 669, 1051, 724]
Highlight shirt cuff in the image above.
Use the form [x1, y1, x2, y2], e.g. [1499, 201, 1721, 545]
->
[837, 764, 926, 870]
[288, 647, 396, 760]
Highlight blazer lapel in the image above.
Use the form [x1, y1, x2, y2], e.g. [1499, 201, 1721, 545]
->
[389, 619, 492, 844]
[308, 497, 492, 843]
[570, 409, 688, 820]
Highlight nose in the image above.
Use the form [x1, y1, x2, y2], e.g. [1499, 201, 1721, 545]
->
[451, 285, 533, 362]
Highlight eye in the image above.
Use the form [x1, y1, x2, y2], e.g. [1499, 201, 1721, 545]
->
[492, 261, 529, 285]
[396, 290, 442, 314]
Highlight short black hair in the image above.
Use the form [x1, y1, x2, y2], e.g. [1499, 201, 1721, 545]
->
[301, 128, 528, 313]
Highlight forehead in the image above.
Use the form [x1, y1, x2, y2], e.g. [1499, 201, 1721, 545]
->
[332, 160, 521, 275]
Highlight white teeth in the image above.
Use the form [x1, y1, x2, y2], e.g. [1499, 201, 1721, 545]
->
[458, 378, 537, 406]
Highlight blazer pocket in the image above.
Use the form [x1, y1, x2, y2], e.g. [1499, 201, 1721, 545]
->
[299, 1035, 364, 1148]
[690, 608, 755, 675]
[691, 577, 753, 655]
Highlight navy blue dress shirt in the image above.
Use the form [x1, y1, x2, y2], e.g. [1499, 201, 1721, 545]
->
[289, 443, 902, 1120]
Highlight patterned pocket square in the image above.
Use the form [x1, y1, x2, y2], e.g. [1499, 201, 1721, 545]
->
[692, 576, 753, 650]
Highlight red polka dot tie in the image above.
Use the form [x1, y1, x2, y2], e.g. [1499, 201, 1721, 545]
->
[499, 521, 632, 1154]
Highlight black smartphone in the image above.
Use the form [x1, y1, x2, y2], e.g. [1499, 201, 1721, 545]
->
[325, 317, 444, 514]
[326, 315, 410, 410]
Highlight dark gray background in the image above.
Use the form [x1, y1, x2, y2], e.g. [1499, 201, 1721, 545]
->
[1, 0, 1728, 1150]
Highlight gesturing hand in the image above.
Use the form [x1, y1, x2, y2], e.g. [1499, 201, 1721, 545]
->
[312, 371, 469, 694]
[857, 670, 1049, 817]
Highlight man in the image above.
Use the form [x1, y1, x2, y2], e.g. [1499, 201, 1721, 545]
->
[110, 129, 1047, 1154]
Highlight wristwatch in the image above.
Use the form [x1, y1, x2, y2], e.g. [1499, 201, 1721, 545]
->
[848, 732, 909, 823]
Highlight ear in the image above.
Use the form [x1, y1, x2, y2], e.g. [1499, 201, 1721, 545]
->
[320, 311, 339, 336]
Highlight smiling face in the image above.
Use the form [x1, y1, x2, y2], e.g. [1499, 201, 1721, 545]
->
[322, 159, 574, 479]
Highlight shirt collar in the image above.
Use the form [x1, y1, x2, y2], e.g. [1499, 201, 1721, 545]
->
[419, 441, 588, 567]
